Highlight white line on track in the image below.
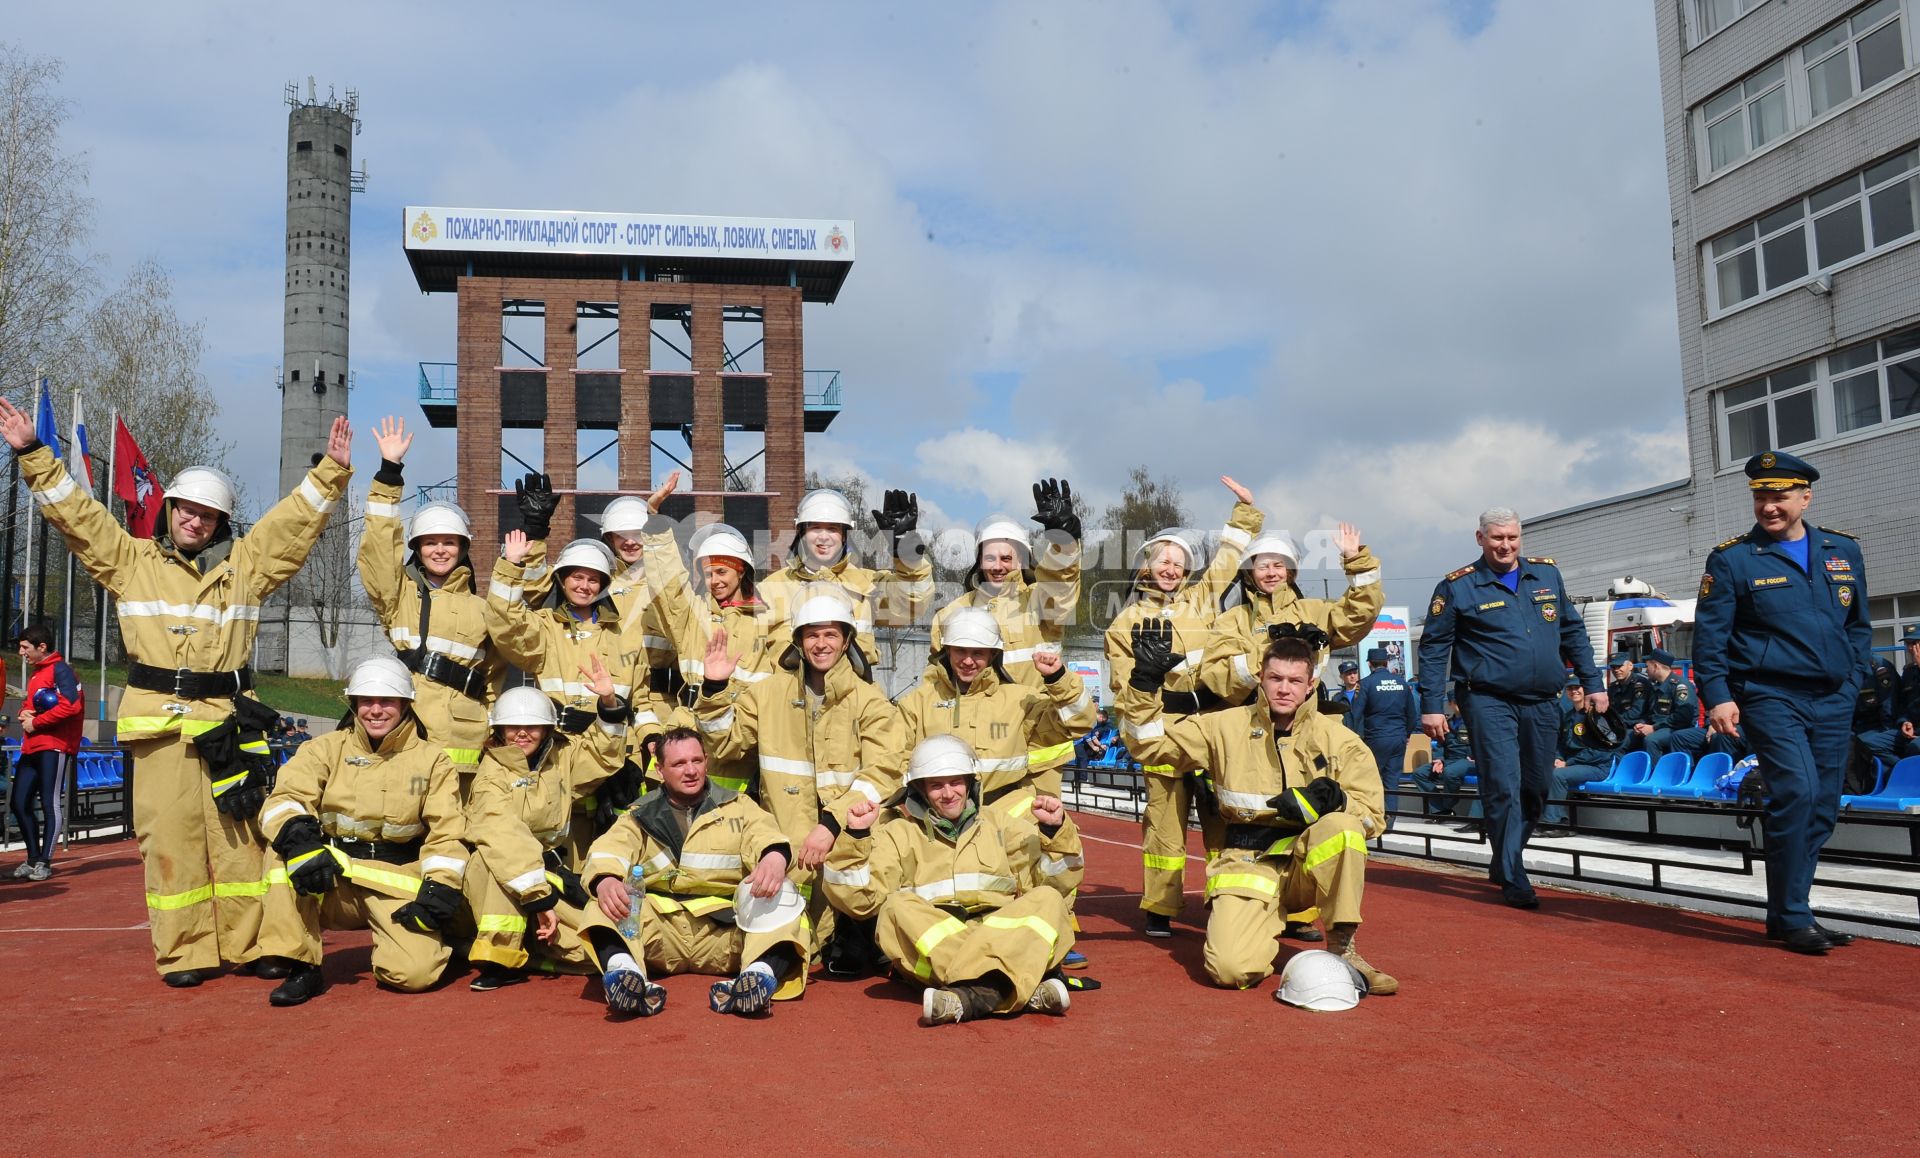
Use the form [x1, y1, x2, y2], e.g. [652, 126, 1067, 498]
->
[0, 924, 149, 934]
[1077, 832, 1206, 862]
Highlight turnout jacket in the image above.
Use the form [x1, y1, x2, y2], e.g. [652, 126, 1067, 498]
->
[579, 785, 791, 909]
[649, 531, 784, 689]
[894, 660, 1097, 804]
[486, 560, 649, 724]
[759, 549, 935, 664]
[1105, 502, 1263, 701]
[1117, 683, 1385, 838]
[21, 444, 346, 744]
[464, 718, 626, 903]
[1201, 545, 1384, 704]
[822, 788, 1085, 918]
[260, 715, 467, 895]
[928, 536, 1083, 689]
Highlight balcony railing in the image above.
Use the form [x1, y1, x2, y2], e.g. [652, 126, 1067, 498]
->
[804, 369, 841, 410]
[419, 362, 456, 400]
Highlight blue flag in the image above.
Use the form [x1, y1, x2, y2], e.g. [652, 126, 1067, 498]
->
[34, 380, 62, 451]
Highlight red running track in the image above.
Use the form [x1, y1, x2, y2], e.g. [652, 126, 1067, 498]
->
[1, 814, 1914, 1155]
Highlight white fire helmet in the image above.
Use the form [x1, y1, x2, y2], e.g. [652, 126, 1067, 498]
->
[1276, 949, 1367, 1012]
[343, 654, 416, 701]
[793, 488, 856, 529]
[552, 538, 616, 580]
[1136, 527, 1204, 571]
[489, 686, 558, 728]
[167, 466, 237, 518]
[974, 514, 1032, 559]
[597, 496, 654, 537]
[692, 524, 754, 569]
[941, 607, 1003, 651]
[791, 592, 857, 637]
[1243, 534, 1298, 569]
[406, 501, 472, 547]
[904, 734, 977, 786]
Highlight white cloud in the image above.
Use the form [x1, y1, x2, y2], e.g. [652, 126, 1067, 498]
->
[913, 426, 1070, 518]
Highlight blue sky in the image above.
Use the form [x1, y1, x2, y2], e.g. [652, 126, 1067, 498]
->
[11, 0, 1684, 612]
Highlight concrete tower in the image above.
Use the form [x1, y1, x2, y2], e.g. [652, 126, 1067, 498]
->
[280, 79, 361, 495]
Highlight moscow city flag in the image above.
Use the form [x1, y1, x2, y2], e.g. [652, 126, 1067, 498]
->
[113, 416, 163, 539]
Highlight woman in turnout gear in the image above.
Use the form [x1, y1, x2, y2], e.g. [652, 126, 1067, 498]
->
[459, 676, 627, 991]
[1103, 475, 1263, 938]
[928, 479, 1085, 789]
[695, 591, 905, 974]
[255, 655, 468, 1006]
[757, 486, 935, 663]
[1119, 623, 1396, 996]
[358, 417, 506, 782]
[0, 399, 350, 988]
[487, 531, 650, 857]
[581, 727, 807, 1018]
[822, 734, 1082, 1026]
[649, 523, 782, 794]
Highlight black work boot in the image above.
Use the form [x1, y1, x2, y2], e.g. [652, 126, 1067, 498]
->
[269, 964, 326, 1007]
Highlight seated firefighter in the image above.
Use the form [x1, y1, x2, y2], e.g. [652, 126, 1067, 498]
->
[1118, 622, 1396, 996]
[460, 678, 626, 991]
[823, 734, 1081, 1027]
[257, 656, 468, 1006]
[580, 727, 808, 1019]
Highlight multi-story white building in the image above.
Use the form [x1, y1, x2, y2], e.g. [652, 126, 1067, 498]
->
[1529, 0, 1920, 657]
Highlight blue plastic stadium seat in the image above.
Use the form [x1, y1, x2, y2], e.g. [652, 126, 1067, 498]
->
[1618, 752, 1690, 796]
[1842, 755, 1920, 812]
[1662, 751, 1733, 798]
[1580, 751, 1649, 794]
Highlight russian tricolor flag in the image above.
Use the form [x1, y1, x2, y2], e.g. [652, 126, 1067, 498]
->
[70, 393, 94, 490]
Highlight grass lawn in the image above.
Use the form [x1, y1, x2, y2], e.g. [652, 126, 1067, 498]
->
[74, 664, 348, 723]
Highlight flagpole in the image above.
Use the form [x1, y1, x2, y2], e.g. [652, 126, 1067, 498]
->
[23, 379, 37, 629]
[100, 407, 117, 718]
[61, 388, 79, 656]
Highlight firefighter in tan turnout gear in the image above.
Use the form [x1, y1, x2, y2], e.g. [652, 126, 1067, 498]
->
[255, 656, 468, 1005]
[582, 727, 808, 1019]
[1119, 621, 1397, 996]
[823, 734, 1081, 1026]
[758, 486, 934, 662]
[0, 399, 350, 988]
[359, 417, 503, 778]
[1104, 475, 1263, 937]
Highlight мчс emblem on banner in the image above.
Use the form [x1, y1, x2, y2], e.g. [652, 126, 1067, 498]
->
[412, 210, 439, 244]
[828, 226, 846, 253]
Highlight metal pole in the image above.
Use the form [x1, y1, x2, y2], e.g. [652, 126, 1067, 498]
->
[3, 453, 17, 640]
[61, 388, 77, 655]
[23, 379, 37, 634]
[99, 408, 116, 719]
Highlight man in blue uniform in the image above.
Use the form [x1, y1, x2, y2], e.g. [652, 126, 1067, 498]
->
[1543, 683, 1621, 835]
[1411, 683, 1474, 821]
[1850, 656, 1903, 791]
[1636, 648, 1699, 759]
[1329, 660, 1361, 719]
[1607, 653, 1655, 750]
[1419, 508, 1605, 908]
[1694, 450, 1872, 955]
[1351, 647, 1418, 824]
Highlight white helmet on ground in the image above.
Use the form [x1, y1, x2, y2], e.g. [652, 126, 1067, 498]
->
[489, 686, 558, 727]
[168, 466, 237, 517]
[1276, 949, 1367, 1011]
[941, 607, 1003, 651]
[1136, 527, 1203, 571]
[692, 524, 754, 568]
[1243, 533, 1298, 569]
[793, 488, 856, 529]
[904, 734, 977, 786]
[791, 592, 857, 636]
[407, 501, 472, 546]
[552, 538, 616, 579]
[344, 654, 416, 700]
[974, 514, 1032, 559]
[597, 496, 653, 537]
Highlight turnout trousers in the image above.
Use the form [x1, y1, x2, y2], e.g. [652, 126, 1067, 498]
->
[130, 734, 269, 976]
[1737, 685, 1854, 931]
[258, 859, 450, 992]
[1139, 768, 1224, 916]
[1458, 690, 1559, 895]
[1201, 813, 1369, 989]
[460, 849, 597, 972]
[584, 892, 809, 1000]
[875, 887, 1072, 1012]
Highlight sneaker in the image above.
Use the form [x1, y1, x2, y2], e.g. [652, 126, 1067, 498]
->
[26, 862, 51, 882]
[1144, 913, 1173, 938]
[10, 861, 33, 880]
[469, 966, 529, 992]
[920, 987, 966, 1026]
[268, 964, 326, 1007]
[603, 967, 666, 1017]
[1024, 977, 1071, 1016]
[709, 969, 774, 1016]
[1061, 949, 1089, 969]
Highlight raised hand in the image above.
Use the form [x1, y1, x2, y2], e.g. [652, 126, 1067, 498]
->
[646, 469, 681, 513]
[1031, 795, 1065, 828]
[845, 797, 878, 831]
[1129, 617, 1179, 689]
[1221, 475, 1254, 505]
[703, 628, 735, 684]
[373, 416, 413, 463]
[1032, 648, 1063, 677]
[502, 529, 530, 565]
[1031, 478, 1081, 538]
[579, 652, 617, 705]
[0, 399, 36, 450]
[326, 416, 353, 467]
[515, 472, 557, 539]
[1337, 522, 1362, 560]
[872, 489, 919, 536]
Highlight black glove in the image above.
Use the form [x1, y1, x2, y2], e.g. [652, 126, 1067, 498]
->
[1268, 776, 1348, 826]
[1266, 621, 1331, 653]
[272, 816, 340, 896]
[1129, 618, 1179, 691]
[1185, 771, 1218, 815]
[1734, 769, 1767, 830]
[597, 759, 643, 829]
[545, 865, 591, 908]
[514, 471, 558, 539]
[392, 879, 463, 935]
[871, 488, 919, 538]
[1030, 477, 1082, 539]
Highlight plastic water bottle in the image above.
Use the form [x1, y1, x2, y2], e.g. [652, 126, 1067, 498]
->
[616, 866, 645, 940]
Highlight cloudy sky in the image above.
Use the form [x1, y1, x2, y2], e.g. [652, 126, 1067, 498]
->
[12, 0, 1684, 610]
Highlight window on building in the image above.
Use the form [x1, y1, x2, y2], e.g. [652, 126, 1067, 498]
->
[1689, 0, 1764, 45]
[1694, 0, 1910, 177]
[1716, 325, 1920, 463]
[296, 140, 312, 152]
[1704, 144, 1920, 314]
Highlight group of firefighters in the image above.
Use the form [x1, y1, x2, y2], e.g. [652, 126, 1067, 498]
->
[0, 401, 1400, 1022]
